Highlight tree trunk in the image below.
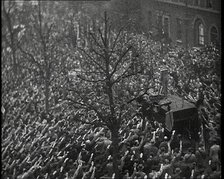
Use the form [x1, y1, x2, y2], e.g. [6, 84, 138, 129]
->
[3, 3, 18, 78]
[45, 71, 50, 114]
[111, 124, 120, 179]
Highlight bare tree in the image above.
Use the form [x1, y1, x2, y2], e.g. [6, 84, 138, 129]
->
[2, 1, 21, 79]
[17, 1, 68, 115]
[65, 12, 152, 178]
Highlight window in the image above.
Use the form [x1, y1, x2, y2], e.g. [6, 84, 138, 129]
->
[178, 0, 185, 4]
[156, 14, 163, 36]
[163, 16, 170, 37]
[206, 0, 212, 8]
[210, 26, 218, 44]
[176, 18, 182, 40]
[194, 19, 205, 46]
[194, 0, 200, 6]
[148, 11, 152, 30]
[157, 14, 162, 30]
[198, 23, 205, 45]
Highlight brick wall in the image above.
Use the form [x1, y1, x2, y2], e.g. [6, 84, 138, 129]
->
[141, 0, 221, 48]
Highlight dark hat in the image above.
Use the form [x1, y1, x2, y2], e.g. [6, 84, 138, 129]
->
[138, 164, 144, 170]
[175, 167, 181, 173]
[151, 165, 159, 171]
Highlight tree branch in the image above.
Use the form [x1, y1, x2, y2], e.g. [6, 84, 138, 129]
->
[110, 45, 133, 78]
[77, 74, 106, 83]
[110, 27, 124, 55]
[89, 32, 104, 49]
[18, 46, 44, 76]
[90, 47, 105, 60]
[78, 47, 106, 73]
[72, 111, 105, 127]
[112, 62, 141, 85]
[65, 97, 104, 123]
[98, 28, 106, 48]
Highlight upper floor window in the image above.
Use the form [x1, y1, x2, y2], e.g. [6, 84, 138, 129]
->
[176, 18, 182, 40]
[194, 19, 205, 46]
[178, 0, 185, 4]
[194, 0, 200, 6]
[198, 23, 205, 45]
[148, 11, 152, 30]
[210, 26, 218, 44]
[157, 14, 163, 30]
[163, 16, 170, 37]
[206, 0, 212, 8]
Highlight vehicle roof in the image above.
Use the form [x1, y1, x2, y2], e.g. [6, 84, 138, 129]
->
[158, 95, 196, 112]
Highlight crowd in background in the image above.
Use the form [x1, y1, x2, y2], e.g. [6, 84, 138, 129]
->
[2, 45, 221, 179]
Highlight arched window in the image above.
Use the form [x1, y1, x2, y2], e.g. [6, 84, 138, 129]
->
[194, 19, 205, 46]
[210, 26, 218, 44]
[206, 0, 212, 8]
[194, 0, 200, 6]
[148, 11, 152, 30]
[198, 23, 205, 45]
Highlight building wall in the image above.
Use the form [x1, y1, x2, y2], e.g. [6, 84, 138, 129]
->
[140, 0, 221, 48]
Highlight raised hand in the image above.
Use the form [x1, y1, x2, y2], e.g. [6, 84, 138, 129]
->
[88, 153, 94, 164]
[90, 166, 96, 179]
[140, 152, 143, 158]
[107, 144, 111, 150]
[107, 155, 111, 160]
[125, 150, 129, 156]
[134, 162, 137, 169]
[172, 130, 175, 135]
[169, 130, 175, 142]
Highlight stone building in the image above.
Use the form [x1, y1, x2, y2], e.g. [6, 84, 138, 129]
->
[140, 0, 221, 48]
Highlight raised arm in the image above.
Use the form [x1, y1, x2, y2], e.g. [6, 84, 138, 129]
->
[138, 135, 146, 149]
[121, 132, 132, 144]
[72, 162, 83, 179]
[177, 140, 183, 157]
[164, 131, 175, 157]
[91, 127, 104, 143]
[150, 131, 156, 143]
[131, 163, 137, 179]
[169, 130, 175, 143]
[120, 151, 129, 170]
[87, 153, 94, 165]
[90, 166, 96, 179]
[156, 164, 164, 178]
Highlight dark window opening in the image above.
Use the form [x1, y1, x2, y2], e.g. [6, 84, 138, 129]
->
[210, 26, 218, 44]
[176, 18, 182, 40]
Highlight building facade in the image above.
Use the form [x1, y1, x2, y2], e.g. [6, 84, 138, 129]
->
[140, 0, 221, 48]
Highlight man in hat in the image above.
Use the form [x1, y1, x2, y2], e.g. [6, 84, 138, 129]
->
[131, 163, 147, 179]
[172, 167, 182, 178]
[148, 164, 164, 179]
[209, 140, 220, 171]
[183, 148, 196, 164]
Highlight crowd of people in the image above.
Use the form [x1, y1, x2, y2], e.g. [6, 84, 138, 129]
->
[2, 109, 221, 179]
[2, 44, 221, 179]
[152, 45, 221, 144]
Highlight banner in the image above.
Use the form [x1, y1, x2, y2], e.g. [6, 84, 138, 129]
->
[165, 110, 173, 132]
[160, 69, 168, 96]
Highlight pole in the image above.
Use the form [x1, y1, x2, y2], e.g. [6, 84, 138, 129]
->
[185, 0, 189, 49]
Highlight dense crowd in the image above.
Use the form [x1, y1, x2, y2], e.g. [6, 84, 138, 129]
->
[2, 111, 221, 179]
[2, 45, 221, 179]
[153, 45, 221, 143]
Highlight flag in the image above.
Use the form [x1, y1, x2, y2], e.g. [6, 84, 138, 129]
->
[160, 69, 168, 96]
[165, 110, 173, 132]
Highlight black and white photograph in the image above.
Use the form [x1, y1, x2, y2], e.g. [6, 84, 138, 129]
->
[1, 0, 221, 178]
